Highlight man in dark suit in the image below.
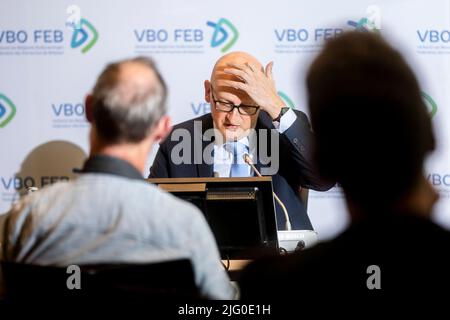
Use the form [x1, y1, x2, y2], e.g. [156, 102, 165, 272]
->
[239, 32, 450, 301]
[150, 51, 333, 230]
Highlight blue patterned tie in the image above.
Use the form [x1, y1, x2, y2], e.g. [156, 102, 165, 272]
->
[229, 141, 249, 177]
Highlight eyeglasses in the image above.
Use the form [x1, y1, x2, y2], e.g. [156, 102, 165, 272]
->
[210, 85, 260, 116]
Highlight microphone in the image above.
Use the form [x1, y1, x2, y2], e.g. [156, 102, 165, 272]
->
[243, 154, 292, 231]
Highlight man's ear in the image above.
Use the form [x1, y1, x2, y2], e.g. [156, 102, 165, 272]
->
[204, 80, 211, 103]
[85, 94, 94, 123]
[152, 115, 172, 143]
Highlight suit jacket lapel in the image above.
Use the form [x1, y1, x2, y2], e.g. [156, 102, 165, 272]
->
[255, 111, 275, 176]
[196, 114, 214, 177]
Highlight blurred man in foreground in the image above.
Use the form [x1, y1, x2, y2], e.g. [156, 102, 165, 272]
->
[239, 32, 450, 300]
[1, 57, 234, 300]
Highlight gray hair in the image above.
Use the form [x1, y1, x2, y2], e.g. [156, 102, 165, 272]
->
[91, 56, 167, 143]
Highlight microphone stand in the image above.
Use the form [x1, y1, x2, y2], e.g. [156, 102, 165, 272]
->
[243, 154, 292, 231]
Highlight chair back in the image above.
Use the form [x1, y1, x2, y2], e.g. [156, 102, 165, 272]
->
[1, 259, 202, 303]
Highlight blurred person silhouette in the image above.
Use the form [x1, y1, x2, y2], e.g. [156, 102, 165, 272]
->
[239, 31, 450, 300]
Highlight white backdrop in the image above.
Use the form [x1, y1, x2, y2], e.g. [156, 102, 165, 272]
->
[1, 0, 449, 240]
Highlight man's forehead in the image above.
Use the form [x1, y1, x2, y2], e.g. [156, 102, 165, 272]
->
[210, 52, 262, 102]
[212, 52, 262, 75]
[211, 72, 251, 101]
[211, 76, 251, 103]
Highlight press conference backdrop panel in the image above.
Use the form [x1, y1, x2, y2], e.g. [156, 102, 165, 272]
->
[1, 0, 449, 239]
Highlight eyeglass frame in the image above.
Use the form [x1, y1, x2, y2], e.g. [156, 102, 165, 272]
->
[210, 84, 260, 116]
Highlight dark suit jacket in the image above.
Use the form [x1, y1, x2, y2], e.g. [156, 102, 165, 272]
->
[149, 110, 333, 230]
[239, 213, 450, 301]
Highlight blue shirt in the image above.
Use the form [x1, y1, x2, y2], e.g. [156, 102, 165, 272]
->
[213, 108, 297, 177]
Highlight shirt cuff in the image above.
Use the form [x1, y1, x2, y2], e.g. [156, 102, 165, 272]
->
[273, 108, 297, 133]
